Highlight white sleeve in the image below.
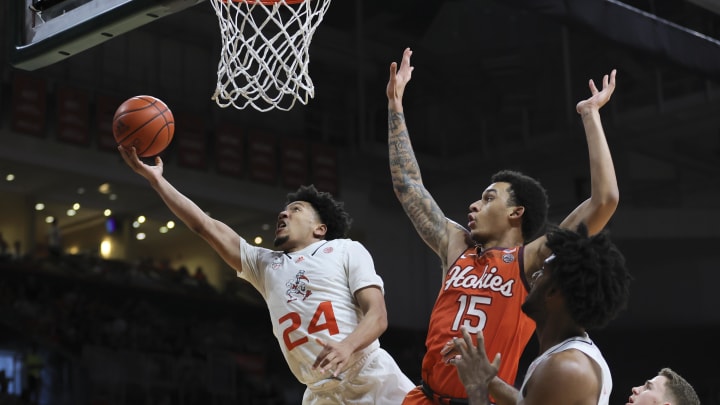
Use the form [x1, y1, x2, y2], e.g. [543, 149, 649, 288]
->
[344, 240, 384, 295]
[238, 237, 264, 293]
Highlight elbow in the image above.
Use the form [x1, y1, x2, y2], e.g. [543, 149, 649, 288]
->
[190, 223, 207, 236]
[601, 189, 620, 213]
[377, 311, 389, 334]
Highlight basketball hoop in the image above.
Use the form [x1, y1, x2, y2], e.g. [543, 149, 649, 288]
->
[210, 0, 332, 112]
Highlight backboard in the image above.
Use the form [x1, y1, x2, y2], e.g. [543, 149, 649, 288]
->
[8, 0, 204, 71]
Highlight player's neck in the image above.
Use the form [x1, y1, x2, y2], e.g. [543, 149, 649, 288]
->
[283, 238, 326, 254]
[536, 320, 585, 353]
[478, 231, 524, 250]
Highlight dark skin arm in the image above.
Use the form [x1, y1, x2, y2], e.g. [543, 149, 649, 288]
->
[448, 327, 501, 405]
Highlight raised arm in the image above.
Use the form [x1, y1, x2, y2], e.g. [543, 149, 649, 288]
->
[525, 70, 619, 269]
[387, 48, 466, 264]
[118, 145, 243, 273]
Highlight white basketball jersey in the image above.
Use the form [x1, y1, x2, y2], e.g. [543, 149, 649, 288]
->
[239, 238, 384, 385]
[519, 333, 612, 405]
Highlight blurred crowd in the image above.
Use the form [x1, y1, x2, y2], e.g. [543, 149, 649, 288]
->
[0, 251, 299, 405]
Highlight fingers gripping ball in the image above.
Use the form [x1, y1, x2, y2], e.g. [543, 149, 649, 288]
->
[113, 95, 174, 157]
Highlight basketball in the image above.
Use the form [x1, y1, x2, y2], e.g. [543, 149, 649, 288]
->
[112, 95, 175, 157]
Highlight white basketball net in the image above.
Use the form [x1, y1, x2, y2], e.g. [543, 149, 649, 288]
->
[210, 0, 331, 112]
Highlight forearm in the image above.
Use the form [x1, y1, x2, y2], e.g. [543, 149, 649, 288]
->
[388, 109, 424, 190]
[341, 306, 387, 354]
[581, 109, 619, 233]
[489, 376, 519, 405]
[147, 175, 213, 236]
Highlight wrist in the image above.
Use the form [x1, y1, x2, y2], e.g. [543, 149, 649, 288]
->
[388, 99, 404, 112]
[464, 383, 489, 403]
[579, 108, 600, 120]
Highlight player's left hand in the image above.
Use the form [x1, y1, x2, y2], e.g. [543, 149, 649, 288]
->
[312, 338, 353, 378]
[576, 69, 617, 115]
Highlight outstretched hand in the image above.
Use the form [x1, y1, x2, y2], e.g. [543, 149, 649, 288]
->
[448, 327, 501, 393]
[387, 47, 414, 104]
[576, 69, 617, 115]
[118, 145, 164, 181]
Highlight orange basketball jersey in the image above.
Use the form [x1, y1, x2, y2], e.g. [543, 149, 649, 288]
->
[420, 246, 535, 399]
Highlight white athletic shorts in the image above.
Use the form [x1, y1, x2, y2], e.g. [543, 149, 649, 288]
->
[302, 348, 415, 404]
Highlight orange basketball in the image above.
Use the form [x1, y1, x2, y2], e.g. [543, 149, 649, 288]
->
[113, 95, 174, 157]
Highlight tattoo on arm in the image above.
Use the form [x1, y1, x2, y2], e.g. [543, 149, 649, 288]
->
[388, 109, 448, 254]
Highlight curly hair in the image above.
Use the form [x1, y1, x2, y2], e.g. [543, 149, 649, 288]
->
[285, 185, 352, 240]
[490, 170, 549, 241]
[544, 223, 631, 330]
[659, 368, 700, 405]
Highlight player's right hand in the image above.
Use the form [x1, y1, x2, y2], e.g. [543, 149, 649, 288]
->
[441, 335, 468, 364]
[387, 47, 414, 103]
[118, 145, 164, 180]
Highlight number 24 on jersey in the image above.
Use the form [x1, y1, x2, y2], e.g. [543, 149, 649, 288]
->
[279, 301, 340, 351]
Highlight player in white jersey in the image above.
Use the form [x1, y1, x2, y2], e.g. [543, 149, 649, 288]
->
[443, 224, 632, 405]
[118, 147, 414, 404]
[519, 334, 611, 405]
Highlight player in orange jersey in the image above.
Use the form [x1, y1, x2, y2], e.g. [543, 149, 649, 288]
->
[387, 47, 619, 404]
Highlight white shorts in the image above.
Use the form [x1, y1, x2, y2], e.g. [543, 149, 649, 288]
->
[302, 348, 415, 405]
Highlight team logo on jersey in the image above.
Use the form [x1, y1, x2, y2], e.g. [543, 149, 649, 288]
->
[502, 253, 514, 263]
[445, 264, 515, 297]
[271, 255, 283, 270]
[295, 256, 305, 264]
[323, 246, 333, 254]
[285, 270, 312, 302]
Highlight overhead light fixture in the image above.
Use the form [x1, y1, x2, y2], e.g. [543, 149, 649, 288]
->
[5, 174, 15, 182]
[35, 203, 45, 211]
[100, 239, 112, 258]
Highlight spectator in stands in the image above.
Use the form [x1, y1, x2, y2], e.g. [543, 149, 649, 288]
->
[0, 231, 8, 256]
[47, 218, 62, 258]
[23, 343, 44, 405]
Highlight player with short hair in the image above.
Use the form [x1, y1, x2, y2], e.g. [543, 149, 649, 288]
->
[629, 368, 701, 405]
[386, 47, 619, 404]
[118, 147, 415, 404]
[447, 224, 632, 405]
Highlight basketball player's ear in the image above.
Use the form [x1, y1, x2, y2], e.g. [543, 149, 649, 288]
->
[313, 224, 327, 238]
[509, 206, 525, 219]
